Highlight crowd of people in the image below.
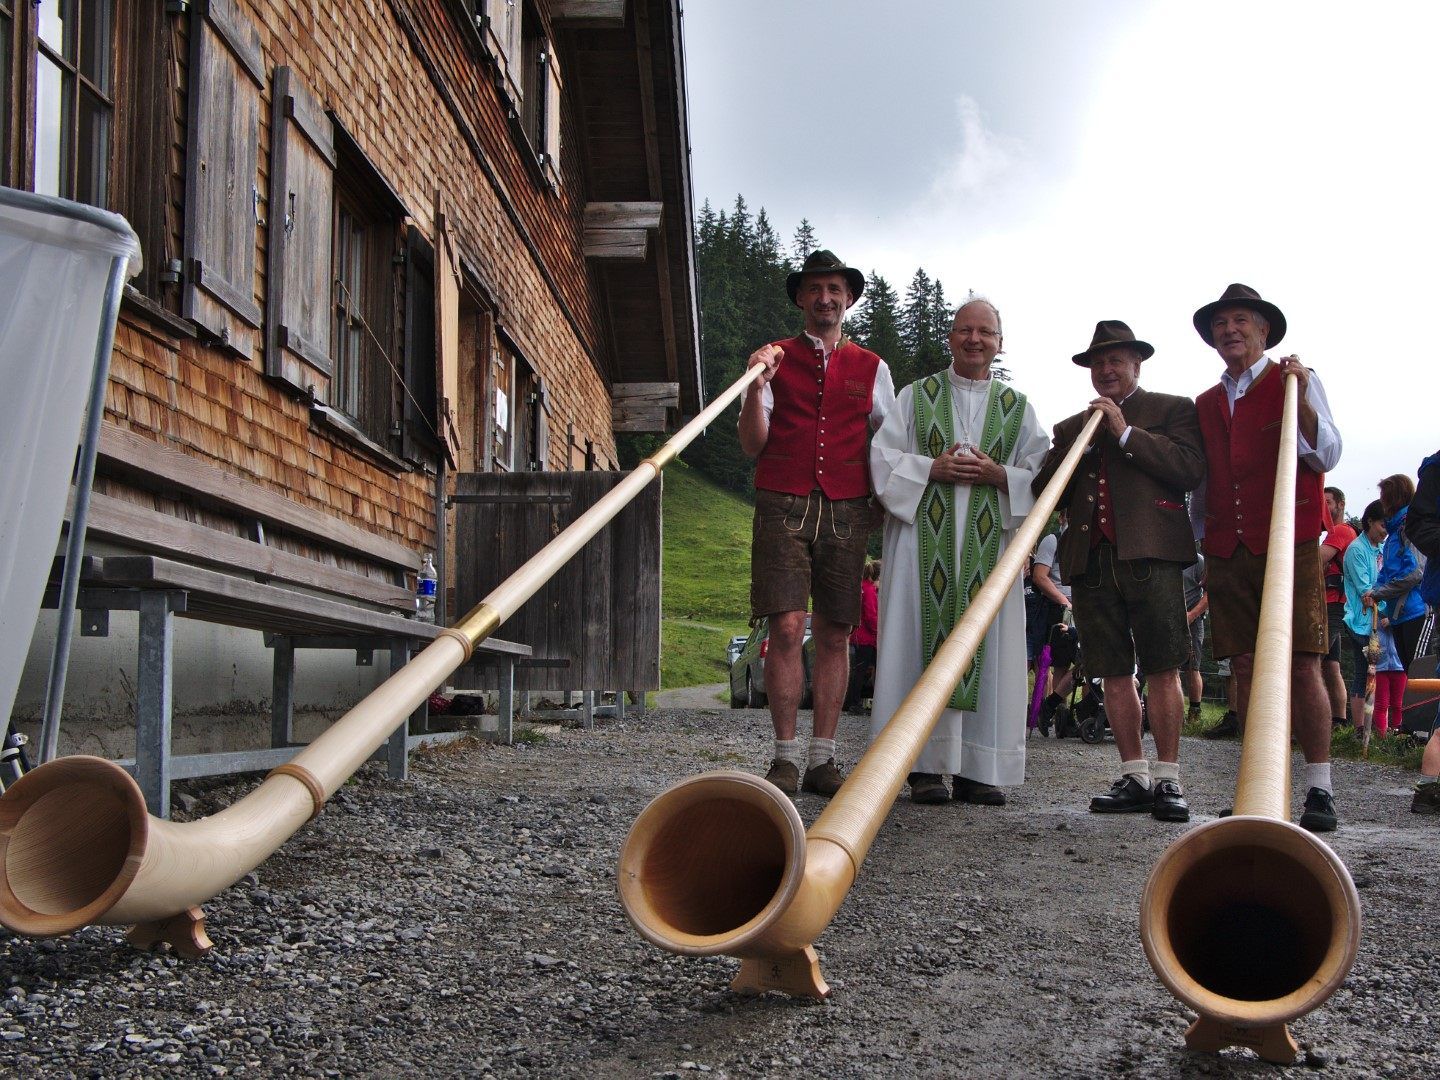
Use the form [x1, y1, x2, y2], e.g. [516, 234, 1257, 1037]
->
[737, 247, 1439, 830]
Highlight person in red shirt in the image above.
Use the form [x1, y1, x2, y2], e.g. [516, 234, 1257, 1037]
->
[739, 250, 896, 798]
[845, 560, 880, 713]
[1320, 486, 1358, 727]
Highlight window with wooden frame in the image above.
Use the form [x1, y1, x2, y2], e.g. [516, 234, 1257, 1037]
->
[490, 339, 515, 472]
[330, 153, 402, 447]
[31, 0, 113, 205]
[2, 3, 173, 305]
[518, 5, 562, 189]
[0, 1, 13, 180]
[474, 0, 561, 190]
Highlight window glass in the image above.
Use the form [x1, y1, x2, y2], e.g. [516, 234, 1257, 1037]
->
[75, 85, 107, 205]
[78, 0, 109, 91]
[34, 54, 66, 197]
[0, 6, 11, 180]
[333, 199, 368, 417]
[37, 0, 67, 53]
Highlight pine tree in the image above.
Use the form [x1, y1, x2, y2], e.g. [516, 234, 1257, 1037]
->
[850, 273, 911, 387]
[792, 219, 818, 264]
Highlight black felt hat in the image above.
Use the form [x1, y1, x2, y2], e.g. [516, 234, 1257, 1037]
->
[1192, 283, 1287, 348]
[785, 249, 865, 306]
[1071, 320, 1155, 367]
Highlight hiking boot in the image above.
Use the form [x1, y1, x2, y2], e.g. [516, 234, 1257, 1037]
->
[764, 758, 799, 796]
[1413, 780, 1440, 815]
[952, 775, 1006, 805]
[801, 758, 844, 797]
[1090, 775, 1155, 814]
[1151, 779, 1190, 822]
[907, 772, 950, 805]
[1298, 787, 1338, 833]
[1203, 710, 1240, 739]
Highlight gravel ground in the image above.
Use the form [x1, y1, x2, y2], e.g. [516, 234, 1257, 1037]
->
[2, 706, 1437, 1079]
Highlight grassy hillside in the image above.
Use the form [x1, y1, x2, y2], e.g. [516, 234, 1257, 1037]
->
[660, 461, 753, 688]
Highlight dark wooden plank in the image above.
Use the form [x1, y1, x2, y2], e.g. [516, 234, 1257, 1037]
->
[94, 555, 530, 659]
[612, 472, 661, 690]
[98, 423, 419, 570]
[80, 493, 414, 609]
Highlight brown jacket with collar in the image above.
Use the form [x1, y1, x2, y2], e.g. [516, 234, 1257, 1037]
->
[1030, 387, 1205, 584]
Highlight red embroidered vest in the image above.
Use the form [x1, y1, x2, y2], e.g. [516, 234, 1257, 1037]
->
[753, 336, 880, 499]
[1196, 361, 1324, 558]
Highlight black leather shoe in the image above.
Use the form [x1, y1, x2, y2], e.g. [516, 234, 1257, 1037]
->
[952, 775, 1006, 805]
[1151, 779, 1190, 822]
[1299, 787, 1338, 832]
[1203, 710, 1240, 739]
[908, 772, 950, 805]
[1089, 774, 1154, 814]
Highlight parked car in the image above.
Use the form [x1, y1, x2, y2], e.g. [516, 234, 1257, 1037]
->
[725, 635, 748, 669]
[729, 615, 812, 709]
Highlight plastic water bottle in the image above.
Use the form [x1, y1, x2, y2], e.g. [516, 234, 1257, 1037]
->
[416, 552, 438, 623]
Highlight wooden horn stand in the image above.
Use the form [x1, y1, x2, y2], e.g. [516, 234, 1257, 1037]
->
[1139, 372, 1362, 1063]
[619, 411, 1104, 996]
[0, 366, 768, 947]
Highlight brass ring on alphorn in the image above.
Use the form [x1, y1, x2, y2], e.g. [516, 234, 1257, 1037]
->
[438, 626, 475, 662]
[266, 763, 327, 822]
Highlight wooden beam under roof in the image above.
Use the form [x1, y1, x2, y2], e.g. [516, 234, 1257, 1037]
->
[612, 381, 679, 408]
[583, 228, 649, 260]
[633, 0, 679, 385]
[584, 200, 663, 230]
[551, 1, 628, 28]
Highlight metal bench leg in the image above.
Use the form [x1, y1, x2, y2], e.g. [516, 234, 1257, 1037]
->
[616, 690, 627, 721]
[498, 659, 514, 746]
[630, 690, 646, 718]
[385, 641, 414, 781]
[581, 690, 595, 731]
[135, 592, 176, 818]
[271, 636, 295, 748]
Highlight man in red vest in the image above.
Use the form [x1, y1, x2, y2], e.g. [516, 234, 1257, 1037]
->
[1190, 284, 1343, 831]
[1031, 320, 1205, 823]
[738, 250, 895, 797]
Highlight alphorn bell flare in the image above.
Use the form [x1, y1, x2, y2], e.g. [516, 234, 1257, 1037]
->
[0, 365, 770, 950]
[1139, 371, 1361, 1064]
[618, 411, 1104, 997]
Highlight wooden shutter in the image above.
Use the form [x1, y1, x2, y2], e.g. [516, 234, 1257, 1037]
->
[542, 46, 563, 188]
[483, 0, 521, 101]
[265, 66, 335, 399]
[182, 0, 265, 357]
[434, 202, 462, 467]
[533, 377, 549, 470]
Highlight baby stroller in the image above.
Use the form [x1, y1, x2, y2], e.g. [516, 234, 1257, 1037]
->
[1043, 631, 1147, 744]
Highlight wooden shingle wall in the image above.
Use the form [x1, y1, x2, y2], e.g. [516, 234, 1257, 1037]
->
[105, 0, 620, 563]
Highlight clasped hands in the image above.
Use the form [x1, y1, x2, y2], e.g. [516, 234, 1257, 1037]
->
[929, 443, 1004, 486]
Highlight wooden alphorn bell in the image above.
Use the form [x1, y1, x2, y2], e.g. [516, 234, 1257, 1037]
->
[0, 365, 769, 950]
[1138, 371, 1361, 1064]
[617, 411, 1103, 997]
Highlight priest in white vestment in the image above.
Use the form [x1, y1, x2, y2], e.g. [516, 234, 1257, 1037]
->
[868, 297, 1050, 805]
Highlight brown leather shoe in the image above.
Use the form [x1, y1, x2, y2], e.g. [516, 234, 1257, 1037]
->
[907, 772, 950, 805]
[764, 758, 799, 796]
[801, 758, 845, 797]
[951, 775, 1006, 805]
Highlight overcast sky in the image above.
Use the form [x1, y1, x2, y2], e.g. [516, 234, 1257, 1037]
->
[682, 0, 1438, 512]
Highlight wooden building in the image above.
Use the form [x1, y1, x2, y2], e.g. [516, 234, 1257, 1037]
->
[4, 0, 699, 744]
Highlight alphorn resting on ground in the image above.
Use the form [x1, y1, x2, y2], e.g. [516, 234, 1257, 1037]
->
[1140, 370, 1361, 1064]
[0, 366, 769, 952]
[618, 411, 1103, 998]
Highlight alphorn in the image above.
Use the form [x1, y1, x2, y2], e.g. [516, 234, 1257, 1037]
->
[0, 365, 768, 951]
[1139, 371, 1361, 1064]
[618, 409, 1103, 997]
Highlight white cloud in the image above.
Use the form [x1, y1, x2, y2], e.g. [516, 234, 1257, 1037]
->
[928, 95, 1023, 200]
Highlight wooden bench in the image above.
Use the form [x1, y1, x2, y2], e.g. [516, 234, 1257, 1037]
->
[51, 423, 531, 818]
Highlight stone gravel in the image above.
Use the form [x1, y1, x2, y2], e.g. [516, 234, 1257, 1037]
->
[2, 707, 1437, 1078]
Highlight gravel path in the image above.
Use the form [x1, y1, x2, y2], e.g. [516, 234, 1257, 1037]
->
[2, 707, 1436, 1078]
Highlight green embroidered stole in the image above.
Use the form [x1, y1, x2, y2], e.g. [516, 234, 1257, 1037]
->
[914, 374, 1028, 710]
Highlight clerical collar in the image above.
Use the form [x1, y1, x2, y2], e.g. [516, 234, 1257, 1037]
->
[947, 365, 991, 389]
